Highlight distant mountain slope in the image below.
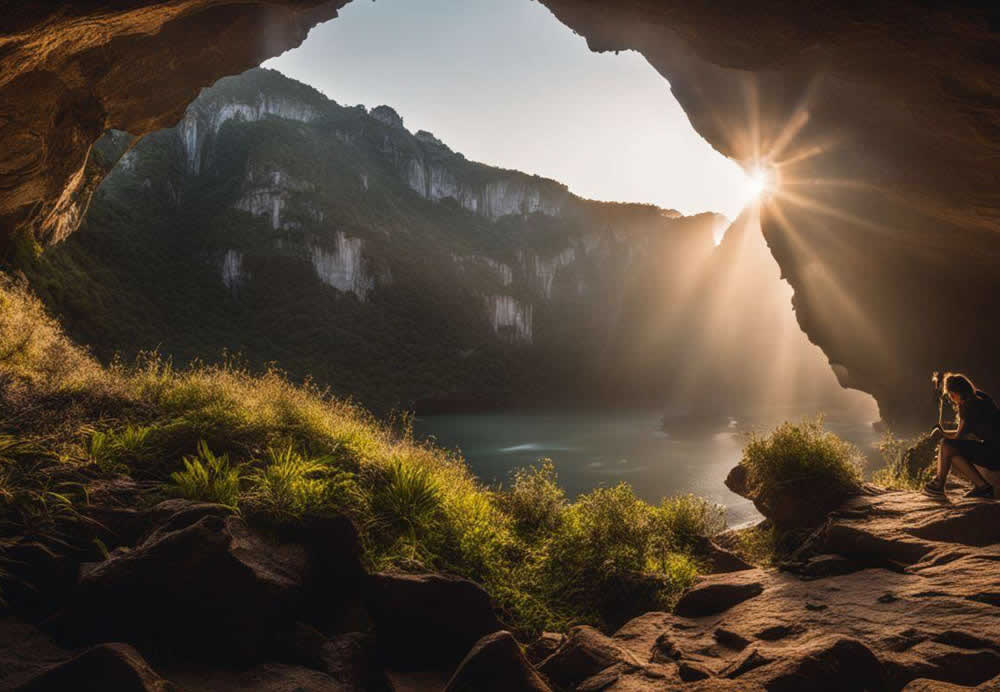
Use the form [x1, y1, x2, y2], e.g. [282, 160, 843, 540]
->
[24, 68, 864, 416]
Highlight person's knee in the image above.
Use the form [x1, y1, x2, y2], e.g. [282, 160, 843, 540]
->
[941, 439, 958, 458]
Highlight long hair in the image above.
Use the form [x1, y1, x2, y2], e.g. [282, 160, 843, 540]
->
[944, 372, 976, 401]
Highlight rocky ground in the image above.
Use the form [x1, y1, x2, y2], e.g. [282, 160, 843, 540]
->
[4, 480, 1000, 690]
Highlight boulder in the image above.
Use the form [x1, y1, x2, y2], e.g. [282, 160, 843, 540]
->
[16, 643, 171, 692]
[277, 623, 381, 691]
[0, 618, 74, 690]
[537, 626, 636, 690]
[692, 536, 753, 574]
[724, 463, 856, 528]
[444, 631, 552, 692]
[167, 663, 346, 692]
[673, 570, 766, 617]
[71, 512, 309, 660]
[741, 636, 883, 691]
[525, 632, 565, 665]
[365, 572, 502, 670]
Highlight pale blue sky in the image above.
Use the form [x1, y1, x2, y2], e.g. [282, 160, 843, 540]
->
[264, 0, 749, 218]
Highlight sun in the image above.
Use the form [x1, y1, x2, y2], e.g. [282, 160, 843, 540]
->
[743, 166, 774, 202]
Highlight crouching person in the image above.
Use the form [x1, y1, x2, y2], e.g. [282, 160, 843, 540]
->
[923, 373, 1000, 499]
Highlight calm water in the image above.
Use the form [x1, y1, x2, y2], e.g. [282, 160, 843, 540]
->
[413, 408, 880, 527]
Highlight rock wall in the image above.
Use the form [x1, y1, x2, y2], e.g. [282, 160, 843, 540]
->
[309, 233, 373, 301]
[486, 295, 533, 343]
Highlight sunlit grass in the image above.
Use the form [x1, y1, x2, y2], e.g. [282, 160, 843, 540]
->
[0, 276, 727, 634]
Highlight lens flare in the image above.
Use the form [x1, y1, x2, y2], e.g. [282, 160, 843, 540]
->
[743, 166, 773, 202]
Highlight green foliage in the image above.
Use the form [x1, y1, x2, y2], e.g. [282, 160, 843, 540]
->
[872, 430, 938, 490]
[0, 276, 725, 635]
[247, 445, 360, 524]
[740, 416, 863, 503]
[501, 460, 565, 535]
[168, 440, 242, 507]
[371, 461, 443, 549]
[83, 425, 154, 474]
[653, 494, 726, 554]
[730, 524, 782, 567]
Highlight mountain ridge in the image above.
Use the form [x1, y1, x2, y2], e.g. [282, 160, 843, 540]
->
[23, 67, 860, 417]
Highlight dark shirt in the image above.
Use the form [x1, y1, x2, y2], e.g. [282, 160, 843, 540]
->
[960, 391, 1000, 443]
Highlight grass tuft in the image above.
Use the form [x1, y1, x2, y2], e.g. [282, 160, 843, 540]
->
[168, 440, 242, 507]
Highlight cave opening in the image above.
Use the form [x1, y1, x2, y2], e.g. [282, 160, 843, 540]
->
[262, 0, 878, 425]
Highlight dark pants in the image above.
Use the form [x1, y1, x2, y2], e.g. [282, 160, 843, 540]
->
[947, 438, 1000, 471]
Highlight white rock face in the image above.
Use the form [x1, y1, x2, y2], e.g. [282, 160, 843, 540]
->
[404, 159, 558, 220]
[221, 249, 244, 292]
[486, 295, 533, 343]
[234, 165, 313, 230]
[406, 159, 426, 196]
[534, 248, 576, 299]
[179, 94, 318, 175]
[310, 232, 373, 300]
[180, 116, 200, 175]
[483, 180, 561, 219]
[486, 258, 514, 287]
[454, 255, 513, 287]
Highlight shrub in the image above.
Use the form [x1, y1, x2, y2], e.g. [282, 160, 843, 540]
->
[168, 440, 242, 507]
[872, 430, 938, 490]
[500, 460, 565, 536]
[730, 524, 782, 567]
[737, 416, 864, 525]
[652, 494, 726, 554]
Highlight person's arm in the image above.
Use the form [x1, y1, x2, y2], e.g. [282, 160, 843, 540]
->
[940, 417, 967, 440]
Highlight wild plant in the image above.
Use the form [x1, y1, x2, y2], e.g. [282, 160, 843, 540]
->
[168, 440, 242, 507]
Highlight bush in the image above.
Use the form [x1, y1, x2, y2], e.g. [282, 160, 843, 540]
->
[736, 416, 863, 525]
[500, 460, 565, 536]
[653, 494, 726, 554]
[872, 430, 938, 490]
[168, 440, 242, 507]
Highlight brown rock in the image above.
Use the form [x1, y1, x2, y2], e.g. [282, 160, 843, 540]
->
[72, 513, 309, 660]
[741, 636, 882, 691]
[365, 572, 502, 670]
[525, 632, 565, 665]
[444, 631, 551, 692]
[673, 570, 766, 617]
[17, 643, 172, 692]
[168, 663, 345, 692]
[692, 536, 753, 574]
[537, 626, 637, 690]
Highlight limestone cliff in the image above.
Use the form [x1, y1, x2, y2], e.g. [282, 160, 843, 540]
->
[26, 67, 861, 415]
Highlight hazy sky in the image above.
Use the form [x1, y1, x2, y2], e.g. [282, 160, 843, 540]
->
[264, 0, 749, 218]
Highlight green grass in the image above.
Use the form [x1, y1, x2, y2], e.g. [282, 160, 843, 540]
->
[0, 275, 729, 635]
[738, 416, 864, 513]
[169, 440, 243, 507]
[871, 430, 938, 490]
